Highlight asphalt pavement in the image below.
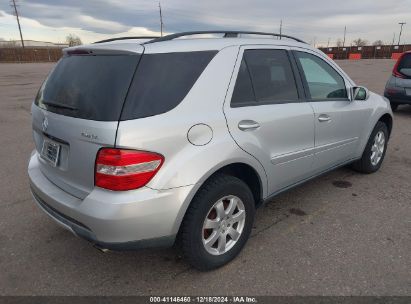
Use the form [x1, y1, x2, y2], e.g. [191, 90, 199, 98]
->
[0, 60, 410, 295]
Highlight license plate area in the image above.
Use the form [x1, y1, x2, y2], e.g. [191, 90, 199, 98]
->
[41, 139, 61, 167]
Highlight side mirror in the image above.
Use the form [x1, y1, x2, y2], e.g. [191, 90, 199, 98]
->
[353, 86, 369, 101]
[399, 68, 411, 77]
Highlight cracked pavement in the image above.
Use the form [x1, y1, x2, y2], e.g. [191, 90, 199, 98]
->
[0, 60, 410, 295]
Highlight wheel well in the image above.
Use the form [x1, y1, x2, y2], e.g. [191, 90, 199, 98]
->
[379, 114, 393, 138]
[208, 163, 263, 207]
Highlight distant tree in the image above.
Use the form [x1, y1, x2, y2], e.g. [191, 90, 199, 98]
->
[336, 39, 343, 47]
[353, 38, 368, 47]
[66, 34, 82, 47]
[372, 40, 384, 46]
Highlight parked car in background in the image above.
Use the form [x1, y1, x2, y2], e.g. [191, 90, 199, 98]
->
[385, 51, 411, 110]
[28, 31, 393, 271]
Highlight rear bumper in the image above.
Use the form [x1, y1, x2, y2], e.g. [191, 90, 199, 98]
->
[384, 88, 411, 104]
[28, 151, 194, 249]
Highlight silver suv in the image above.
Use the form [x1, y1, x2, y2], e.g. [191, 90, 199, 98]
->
[28, 31, 393, 270]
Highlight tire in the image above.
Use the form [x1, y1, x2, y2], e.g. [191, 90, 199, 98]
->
[351, 121, 388, 174]
[180, 174, 255, 271]
[390, 103, 399, 111]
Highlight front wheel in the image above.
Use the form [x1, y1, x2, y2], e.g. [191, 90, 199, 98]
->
[180, 174, 255, 271]
[351, 121, 388, 174]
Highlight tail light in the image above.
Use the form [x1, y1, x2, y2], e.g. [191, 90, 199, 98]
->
[95, 148, 164, 191]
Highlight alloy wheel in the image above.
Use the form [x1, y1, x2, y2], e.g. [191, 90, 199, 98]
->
[202, 195, 246, 255]
[370, 130, 385, 166]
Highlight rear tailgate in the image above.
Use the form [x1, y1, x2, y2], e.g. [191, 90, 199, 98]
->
[31, 45, 142, 199]
[396, 53, 411, 92]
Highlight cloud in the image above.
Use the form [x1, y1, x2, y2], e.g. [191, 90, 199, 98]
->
[76, 15, 128, 33]
[0, 0, 410, 46]
[0, 9, 161, 44]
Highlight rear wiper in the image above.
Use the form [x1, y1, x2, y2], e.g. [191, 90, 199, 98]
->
[42, 101, 78, 111]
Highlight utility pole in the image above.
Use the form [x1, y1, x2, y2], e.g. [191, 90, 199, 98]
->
[342, 26, 346, 47]
[398, 22, 406, 45]
[279, 20, 282, 39]
[392, 32, 396, 46]
[10, 0, 24, 48]
[327, 38, 330, 48]
[158, 2, 164, 37]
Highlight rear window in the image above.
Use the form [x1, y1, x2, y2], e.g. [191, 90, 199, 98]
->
[35, 55, 140, 121]
[398, 53, 411, 69]
[120, 51, 217, 120]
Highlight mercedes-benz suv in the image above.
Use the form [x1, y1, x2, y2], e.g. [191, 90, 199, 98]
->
[28, 31, 393, 270]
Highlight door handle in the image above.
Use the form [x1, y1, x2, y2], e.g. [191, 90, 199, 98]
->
[318, 114, 331, 122]
[238, 120, 260, 131]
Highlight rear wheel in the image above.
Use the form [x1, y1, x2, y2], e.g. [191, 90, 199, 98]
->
[180, 174, 255, 271]
[351, 121, 388, 174]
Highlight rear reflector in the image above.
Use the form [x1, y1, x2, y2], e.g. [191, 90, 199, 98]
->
[95, 148, 164, 191]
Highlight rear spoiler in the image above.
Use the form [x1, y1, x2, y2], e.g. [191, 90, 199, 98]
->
[63, 43, 144, 56]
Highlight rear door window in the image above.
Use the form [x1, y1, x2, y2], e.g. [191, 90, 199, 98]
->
[231, 49, 299, 106]
[35, 55, 140, 121]
[121, 51, 217, 120]
[231, 59, 255, 104]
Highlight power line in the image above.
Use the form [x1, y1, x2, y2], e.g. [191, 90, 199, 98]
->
[398, 22, 406, 45]
[342, 25, 346, 48]
[158, 2, 164, 37]
[279, 20, 282, 39]
[10, 0, 24, 48]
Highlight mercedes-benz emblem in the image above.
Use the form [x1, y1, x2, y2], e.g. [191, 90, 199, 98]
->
[42, 117, 48, 132]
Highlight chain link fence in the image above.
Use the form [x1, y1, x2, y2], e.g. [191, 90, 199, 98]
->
[1, 44, 411, 62]
[0, 47, 63, 62]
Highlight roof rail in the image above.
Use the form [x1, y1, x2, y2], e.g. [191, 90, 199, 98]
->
[145, 31, 306, 44]
[94, 36, 160, 44]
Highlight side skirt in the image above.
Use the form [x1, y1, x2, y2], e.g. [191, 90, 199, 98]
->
[261, 157, 360, 205]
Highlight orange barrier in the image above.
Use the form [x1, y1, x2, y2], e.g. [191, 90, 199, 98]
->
[326, 53, 334, 59]
[349, 53, 361, 60]
[391, 52, 403, 60]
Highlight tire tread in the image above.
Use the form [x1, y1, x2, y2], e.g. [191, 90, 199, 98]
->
[179, 174, 254, 271]
[351, 121, 388, 174]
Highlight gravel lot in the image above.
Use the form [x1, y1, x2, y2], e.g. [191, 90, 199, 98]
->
[0, 60, 410, 296]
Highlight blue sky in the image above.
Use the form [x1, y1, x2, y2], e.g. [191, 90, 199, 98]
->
[0, 0, 410, 46]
